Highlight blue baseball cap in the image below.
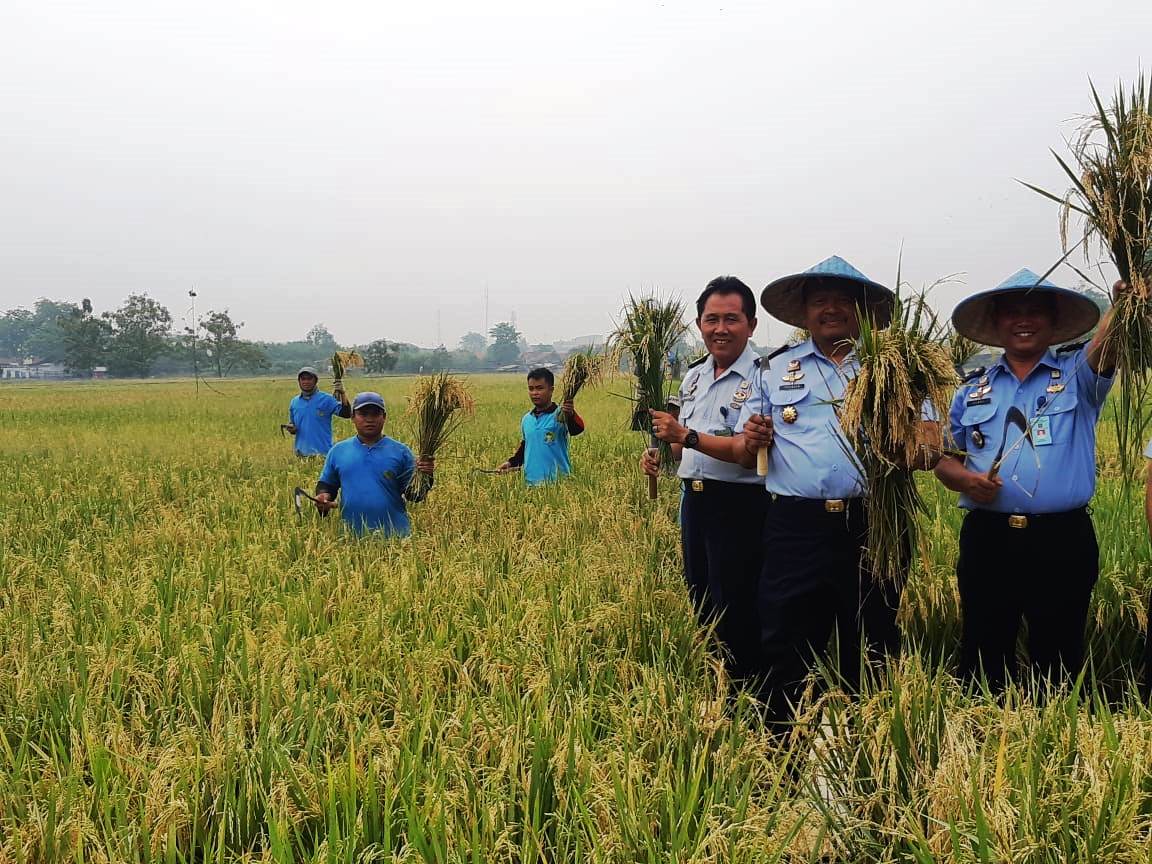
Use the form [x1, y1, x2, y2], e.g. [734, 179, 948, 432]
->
[352, 391, 387, 412]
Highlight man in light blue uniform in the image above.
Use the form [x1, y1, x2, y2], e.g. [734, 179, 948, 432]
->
[313, 392, 434, 536]
[287, 365, 350, 457]
[644, 276, 770, 684]
[500, 368, 585, 485]
[734, 256, 940, 724]
[934, 269, 1123, 692]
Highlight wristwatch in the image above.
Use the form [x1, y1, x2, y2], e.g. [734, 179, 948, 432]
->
[683, 429, 700, 449]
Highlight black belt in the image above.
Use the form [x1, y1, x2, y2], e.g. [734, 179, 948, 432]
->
[770, 494, 863, 513]
[967, 506, 1088, 529]
[681, 478, 764, 493]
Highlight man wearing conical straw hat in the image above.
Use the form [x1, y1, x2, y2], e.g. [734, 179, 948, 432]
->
[935, 269, 1127, 693]
[734, 255, 937, 724]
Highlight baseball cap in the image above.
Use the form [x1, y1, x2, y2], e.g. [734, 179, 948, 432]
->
[352, 391, 386, 412]
[297, 366, 319, 378]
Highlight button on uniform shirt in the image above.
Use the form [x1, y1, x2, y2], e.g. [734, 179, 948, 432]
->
[290, 391, 344, 456]
[318, 436, 417, 536]
[676, 344, 762, 484]
[520, 406, 581, 486]
[947, 347, 1112, 514]
[736, 340, 864, 499]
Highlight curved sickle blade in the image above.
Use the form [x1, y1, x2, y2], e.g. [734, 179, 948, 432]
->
[987, 406, 1032, 481]
[293, 486, 319, 517]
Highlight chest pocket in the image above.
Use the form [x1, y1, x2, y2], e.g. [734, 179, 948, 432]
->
[1039, 384, 1078, 445]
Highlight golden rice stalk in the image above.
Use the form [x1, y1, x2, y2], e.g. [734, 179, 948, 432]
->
[1022, 74, 1152, 479]
[330, 351, 365, 382]
[404, 373, 475, 496]
[840, 282, 956, 584]
[610, 295, 689, 496]
[557, 346, 613, 404]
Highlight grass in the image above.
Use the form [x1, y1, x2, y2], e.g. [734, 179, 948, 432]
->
[0, 374, 1150, 861]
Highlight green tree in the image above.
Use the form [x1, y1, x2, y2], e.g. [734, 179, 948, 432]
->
[362, 339, 396, 373]
[199, 310, 267, 377]
[306, 323, 338, 350]
[22, 299, 77, 362]
[0, 309, 34, 357]
[104, 294, 172, 377]
[59, 299, 111, 376]
[486, 321, 522, 367]
[458, 331, 487, 356]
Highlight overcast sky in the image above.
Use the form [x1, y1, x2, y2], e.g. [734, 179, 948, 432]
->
[1, 0, 1149, 349]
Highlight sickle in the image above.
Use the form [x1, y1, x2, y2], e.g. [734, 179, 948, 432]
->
[987, 406, 1031, 481]
[293, 486, 335, 517]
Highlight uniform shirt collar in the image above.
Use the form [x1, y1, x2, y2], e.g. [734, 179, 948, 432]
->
[700, 343, 758, 380]
[531, 402, 558, 417]
[797, 338, 856, 365]
[990, 349, 1059, 380]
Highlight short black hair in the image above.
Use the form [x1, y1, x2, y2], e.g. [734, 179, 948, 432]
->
[696, 276, 757, 322]
[527, 367, 554, 387]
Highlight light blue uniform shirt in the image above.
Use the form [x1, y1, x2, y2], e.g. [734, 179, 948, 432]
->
[736, 340, 865, 499]
[290, 391, 344, 456]
[947, 347, 1112, 514]
[318, 436, 417, 536]
[676, 344, 762, 485]
[1145, 438, 1152, 459]
[522, 407, 573, 486]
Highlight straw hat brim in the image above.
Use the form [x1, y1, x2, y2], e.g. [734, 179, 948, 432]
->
[951, 286, 1101, 348]
[759, 274, 896, 330]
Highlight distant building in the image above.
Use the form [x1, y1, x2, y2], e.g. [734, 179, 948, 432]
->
[0, 358, 68, 380]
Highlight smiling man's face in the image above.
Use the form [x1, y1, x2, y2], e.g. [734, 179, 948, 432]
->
[993, 293, 1056, 359]
[803, 283, 861, 348]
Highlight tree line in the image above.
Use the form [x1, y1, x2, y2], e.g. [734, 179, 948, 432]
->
[0, 294, 538, 378]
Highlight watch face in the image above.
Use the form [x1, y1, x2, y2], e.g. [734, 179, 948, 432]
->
[686, 430, 699, 448]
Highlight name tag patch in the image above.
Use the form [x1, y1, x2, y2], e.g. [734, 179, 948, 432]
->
[1032, 415, 1052, 445]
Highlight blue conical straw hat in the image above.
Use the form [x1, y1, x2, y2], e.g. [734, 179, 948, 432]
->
[760, 255, 895, 329]
[951, 268, 1101, 347]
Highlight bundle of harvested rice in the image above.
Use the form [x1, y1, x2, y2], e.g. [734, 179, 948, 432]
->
[611, 295, 689, 499]
[839, 284, 955, 584]
[1022, 74, 1152, 477]
[557, 346, 613, 405]
[330, 351, 365, 390]
[405, 373, 475, 497]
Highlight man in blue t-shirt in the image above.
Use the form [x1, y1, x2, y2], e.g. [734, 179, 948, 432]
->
[287, 365, 350, 457]
[312, 392, 435, 536]
[499, 368, 585, 486]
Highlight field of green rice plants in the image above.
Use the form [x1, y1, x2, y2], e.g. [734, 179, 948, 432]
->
[2, 374, 1152, 862]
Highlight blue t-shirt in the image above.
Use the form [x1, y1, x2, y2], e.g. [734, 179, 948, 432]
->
[318, 436, 417, 536]
[290, 392, 344, 456]
[522, 407, 573, 486]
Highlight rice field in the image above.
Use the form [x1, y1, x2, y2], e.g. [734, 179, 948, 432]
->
[2, 374, 1151, 862]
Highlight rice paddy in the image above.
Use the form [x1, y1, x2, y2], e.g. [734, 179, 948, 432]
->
[2, 374, 1151, 862]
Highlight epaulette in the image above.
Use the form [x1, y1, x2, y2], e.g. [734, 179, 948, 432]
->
[766, 343, 792, 362]
[1057, 340, 1089, 354]
[960, 365, 986, 384]
[687, 353, 709, 368]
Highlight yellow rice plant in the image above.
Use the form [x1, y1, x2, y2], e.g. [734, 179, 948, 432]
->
[1022, 74, 1152, 478]
[840, 284, 956, 583]
[404, 372, 475, 496]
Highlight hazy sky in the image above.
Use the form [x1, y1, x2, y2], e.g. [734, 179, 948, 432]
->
[2, 0, 1149, 349]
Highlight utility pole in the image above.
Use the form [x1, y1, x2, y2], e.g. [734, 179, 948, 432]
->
[188, 288, 199, 396]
